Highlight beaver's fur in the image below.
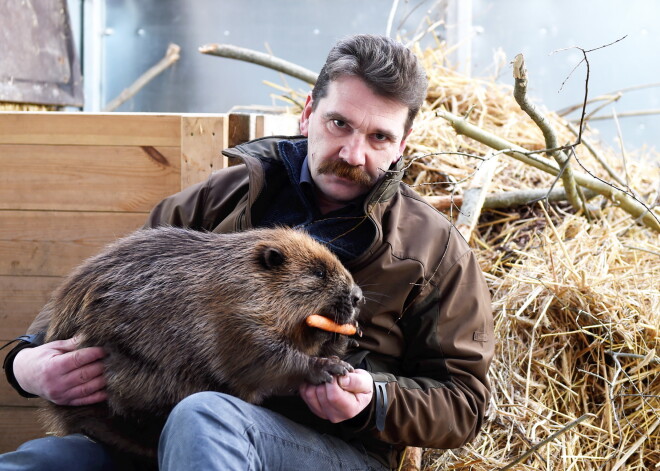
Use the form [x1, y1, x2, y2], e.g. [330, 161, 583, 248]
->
[40, 226, 362, 461]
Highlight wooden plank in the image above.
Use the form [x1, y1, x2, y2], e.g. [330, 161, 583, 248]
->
[180, 115, 228, 189]
[0, 407, 45, 454]
[0, 112, 181, 146]
[0, 276, 63, 340]
[0, 211, 147, 277]
[455, 156, 499, 242]
[228, 113, 255, 149]
[254, 114, 300, 138]
[0, 144, 181, 212]
[0, 377, 45, 408]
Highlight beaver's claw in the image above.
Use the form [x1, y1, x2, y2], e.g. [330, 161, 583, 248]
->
[307, 355, 355, 384]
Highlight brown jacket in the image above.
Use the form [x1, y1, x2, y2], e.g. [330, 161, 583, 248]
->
[144, 136, 494, 467]
[23, 136, 494, 468]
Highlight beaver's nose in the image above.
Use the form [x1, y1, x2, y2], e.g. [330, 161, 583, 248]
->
[350, 285, 364, 308]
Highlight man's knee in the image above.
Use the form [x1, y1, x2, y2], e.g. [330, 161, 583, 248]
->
[165, 391, 248, 432]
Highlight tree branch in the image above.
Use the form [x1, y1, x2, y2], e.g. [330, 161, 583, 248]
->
[512, 54, 582, 212]
[104, 43, 181, 112]
[436, 108, 660, 232]
[426, 186, 598, 211]
[199, 43, 318, 85]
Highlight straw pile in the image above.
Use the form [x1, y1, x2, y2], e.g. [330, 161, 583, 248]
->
[402, 43, 660, 470]
[272, 39, 659, 469]
[0, 102, 57, 111]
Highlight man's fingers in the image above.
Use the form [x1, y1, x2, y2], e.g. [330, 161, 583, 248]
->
[337, 369, 372, 394]
[47, 361, 107, 405]
[66, 374, 108, 404]
[68, 388, 108, 407]
[45, 336, 81, 354]
[61, 359, 106, 387]
[69, 346, 107, 370]
[44, 344, 105, 378]
[299, 383, 327, 419]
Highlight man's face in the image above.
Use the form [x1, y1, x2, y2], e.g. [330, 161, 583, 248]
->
[299, 75, 411, 213]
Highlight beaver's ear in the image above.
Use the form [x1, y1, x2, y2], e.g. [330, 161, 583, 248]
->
[259, 247, 285, 269]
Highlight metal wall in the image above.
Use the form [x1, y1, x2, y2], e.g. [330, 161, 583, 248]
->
[71, 0, 659, 148]
[79, 0, 443, 114]
[471, 0, 660, 150]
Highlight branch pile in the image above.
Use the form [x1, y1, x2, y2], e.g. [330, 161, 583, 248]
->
[404, 42, 660, 471]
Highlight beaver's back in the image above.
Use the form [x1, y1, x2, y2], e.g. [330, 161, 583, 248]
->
[41, 226, 361, 462]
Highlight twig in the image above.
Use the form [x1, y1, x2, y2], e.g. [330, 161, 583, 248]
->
[557, 93, 622, 117]
[499, 413, 595, 470]
[436, 108, 660, 232]
[512, 53, 582, 212]
[576, 108, 660, 122]
[557, 80, 660, 116]
[565, 122, 626, 186]
[612, 108, 631, 187]
[104, 43, 181, 112]
[199, 43, 318, 85]
[610, 418, 660, 471]
[606, 350, 660, 364]
[554, 36, 627, 144]
[386, 0, 400, 38]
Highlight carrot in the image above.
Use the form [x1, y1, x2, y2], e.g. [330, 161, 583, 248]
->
[305, 314, 357, 336]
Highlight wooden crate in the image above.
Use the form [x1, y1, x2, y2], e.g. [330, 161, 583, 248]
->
[0, 111, 299, 453]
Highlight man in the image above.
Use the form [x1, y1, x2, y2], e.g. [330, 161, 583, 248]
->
[2, 34, 494, 470]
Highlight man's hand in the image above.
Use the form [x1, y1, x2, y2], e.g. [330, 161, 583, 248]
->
[299, 368, 373, 423]
[13, 337, 108, 406]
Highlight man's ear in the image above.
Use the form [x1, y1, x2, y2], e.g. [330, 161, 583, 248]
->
[299, 94, 313, 136]
[394, 128, 413, 164]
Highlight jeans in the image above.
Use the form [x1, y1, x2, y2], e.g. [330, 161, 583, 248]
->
[0, 392, 388, 471]
[0, 435, 117, 471]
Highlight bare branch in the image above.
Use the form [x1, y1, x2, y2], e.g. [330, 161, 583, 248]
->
[436, 108, 660, 232]
[565, 122, 625, 186]
[500, 414, 595, 471]
[104, 44, 181, 112]
[426, 186, 599, 211]
[199, 43, 318, 85]
[512, 53, 582, 211]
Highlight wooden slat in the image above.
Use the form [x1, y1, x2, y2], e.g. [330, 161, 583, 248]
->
[455, 156, 499, 242]
[0, 407, 45, 454]
[228, 113, 255, 149]
[180, 115, 228, 189]
[0, 145, 181, 212]
[0, 379, 46, 408]
[0, 112, 181, 146]
[0, 211, 146, 277]
[254, 113, 300, 138]
[0, 276, 62, 340]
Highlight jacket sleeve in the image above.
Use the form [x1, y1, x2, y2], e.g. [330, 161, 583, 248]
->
[145, 164, 250, 230]
[355, 247, 494, 449]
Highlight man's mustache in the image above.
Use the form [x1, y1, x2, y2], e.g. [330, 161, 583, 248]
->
[317, 160, 374, 187]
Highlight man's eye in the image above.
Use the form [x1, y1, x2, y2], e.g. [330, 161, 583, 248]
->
[333, 119, 346, 128]
[373, 133, 387, 141]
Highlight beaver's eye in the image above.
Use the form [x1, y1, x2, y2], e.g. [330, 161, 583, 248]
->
[313, 267, 326, 279]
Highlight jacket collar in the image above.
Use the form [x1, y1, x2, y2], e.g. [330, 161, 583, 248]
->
[224, 135, 405, 209]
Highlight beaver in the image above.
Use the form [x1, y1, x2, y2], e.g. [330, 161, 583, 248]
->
[39, 226, 362, 462]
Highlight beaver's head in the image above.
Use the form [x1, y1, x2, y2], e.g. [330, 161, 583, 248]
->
[248, 228, 363, 354]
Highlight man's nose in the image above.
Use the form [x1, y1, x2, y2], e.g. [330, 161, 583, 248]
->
[339, 133, 366, 167]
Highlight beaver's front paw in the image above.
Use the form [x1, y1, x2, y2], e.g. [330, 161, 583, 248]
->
[306, 356, 355, 385]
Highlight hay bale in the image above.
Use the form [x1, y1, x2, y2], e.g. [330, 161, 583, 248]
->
[407, 42, 660, 471]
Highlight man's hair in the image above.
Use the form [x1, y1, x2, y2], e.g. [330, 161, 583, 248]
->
[311, 34, 428, 133]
